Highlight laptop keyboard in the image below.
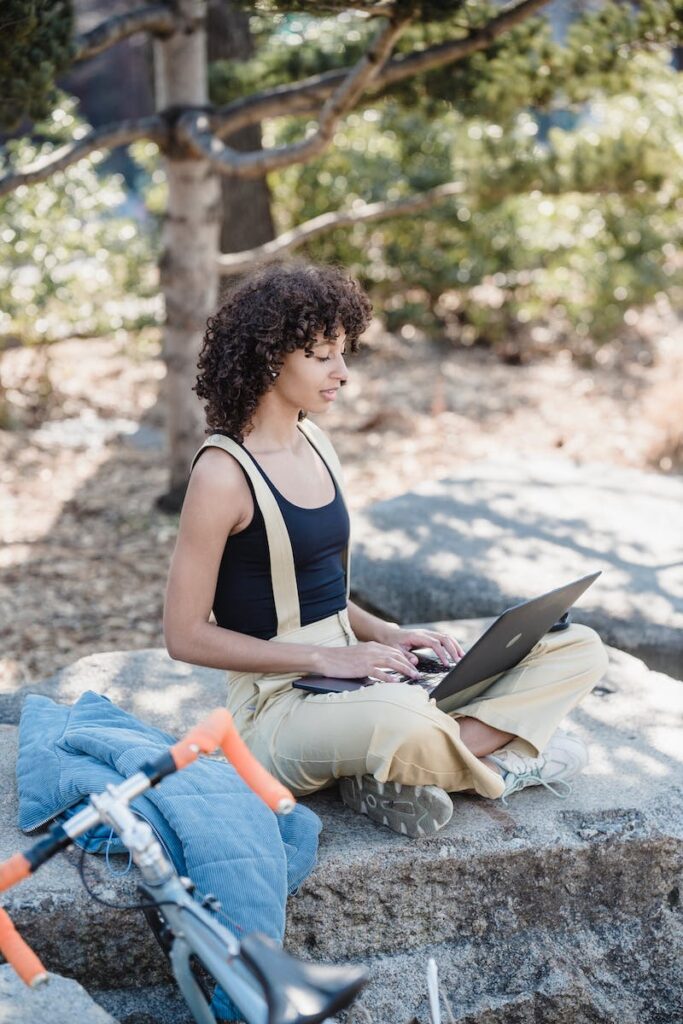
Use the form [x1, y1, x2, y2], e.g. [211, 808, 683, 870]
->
[391, 662, 454, 688]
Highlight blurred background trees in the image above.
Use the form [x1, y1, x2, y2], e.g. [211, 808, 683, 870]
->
[185, 0, 683, 355]
[261, 47, 681, 359]
[1, 0, 681, 502]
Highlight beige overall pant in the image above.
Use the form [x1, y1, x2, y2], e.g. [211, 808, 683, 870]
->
[192, 421, 610, 801]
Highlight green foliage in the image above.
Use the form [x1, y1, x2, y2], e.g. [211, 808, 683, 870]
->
[213, 1, 682, 123]
[2, 0, 682, 358]
[0, 0, 74, 131]
[266, 51, 682, 349]
[210, 11, 373, 106]
[233, 0, 468, 17]
[388, 0, 683, 118]
[0, 99, 159, 345]
[129, 139, 168, 218]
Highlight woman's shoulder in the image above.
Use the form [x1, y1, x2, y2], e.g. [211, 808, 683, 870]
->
[190, 443, 251, 500]
[192, 430, 240, 465]
[184, 444, 254, 536]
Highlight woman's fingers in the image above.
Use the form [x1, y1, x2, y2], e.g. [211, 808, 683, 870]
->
[370, 667, 413, 684]
[409, 634, 456, 667]
[370, 645, 420, 679]
[386, 654, 420, 677]
[390, 631, 465, 665]
[430, 639, 452, 665]
[367, 670, 398, 684]
[423, 632, 465, 663]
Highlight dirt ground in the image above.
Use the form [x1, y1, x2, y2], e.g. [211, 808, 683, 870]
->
[2, 306, 682, 692]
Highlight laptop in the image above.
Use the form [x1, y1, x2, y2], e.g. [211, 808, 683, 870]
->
[292, 571, 601, 713]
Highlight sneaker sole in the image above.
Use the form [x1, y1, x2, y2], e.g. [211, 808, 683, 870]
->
[339, 775, 453, 837]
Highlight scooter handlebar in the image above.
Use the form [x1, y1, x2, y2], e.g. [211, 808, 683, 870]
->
[0, 710, 293, 993]
[0, 853, 31, 894]
[169, 708, 295, 814]
[0, 907, 48, 987]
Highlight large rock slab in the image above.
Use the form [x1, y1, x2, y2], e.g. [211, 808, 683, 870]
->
[349, 456, 683, 679]
[0, 965, 119, 1023]
[340, 913, 682, 1024]
[0, 641, 680, 1022]
[289, 645, 682, 951]
[0, 648, 227, 732]
[90, 983, 192, 1024]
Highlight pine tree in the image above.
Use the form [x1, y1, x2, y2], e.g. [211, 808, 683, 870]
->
[1, 0, 681, 507]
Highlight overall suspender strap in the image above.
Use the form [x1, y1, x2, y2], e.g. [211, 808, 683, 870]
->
[296, 419, 351, 601]
[190, 435, 302, 636]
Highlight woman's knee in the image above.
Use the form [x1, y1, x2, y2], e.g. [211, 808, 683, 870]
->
[567, 622, 610, 679]
[356, 684, 452, 745]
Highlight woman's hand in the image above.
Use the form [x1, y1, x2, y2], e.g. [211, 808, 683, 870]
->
[376, 624, 466, 666]
[312, 642, 422, 685]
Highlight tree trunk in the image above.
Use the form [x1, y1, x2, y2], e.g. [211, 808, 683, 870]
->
[207, 0, 275, 298]
[154, 0, 220, 510]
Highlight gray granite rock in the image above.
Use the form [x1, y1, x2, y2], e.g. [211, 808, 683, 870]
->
[289, 644, 683, 961]
[0, 641, 680, 1022]
[0, 965, 119, 1022]
[339, 912, 683, 1023]
[91, 984, 192, 1024]
[0, 647, 227, 731]
[350, 456, 683, 680]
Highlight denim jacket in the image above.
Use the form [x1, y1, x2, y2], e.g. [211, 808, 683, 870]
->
[17, 690, 321, 1020]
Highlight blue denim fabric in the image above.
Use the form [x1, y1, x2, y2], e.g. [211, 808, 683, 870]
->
[17, 690, 321, 1021]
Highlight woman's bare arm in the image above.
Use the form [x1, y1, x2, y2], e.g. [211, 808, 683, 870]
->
[163, 448, 322, 674]
[163, 449, 421, 682]
[346, 599, 399, 644]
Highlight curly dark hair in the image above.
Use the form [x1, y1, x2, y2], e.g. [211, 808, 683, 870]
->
[194, 260, 373, 441]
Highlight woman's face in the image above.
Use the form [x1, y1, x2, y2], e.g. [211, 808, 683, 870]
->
[274, 330, 348, 414]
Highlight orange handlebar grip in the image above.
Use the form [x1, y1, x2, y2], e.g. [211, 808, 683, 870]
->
[0, 908, 48, 987]
[221, 726, 295, 815]
[170, 708, 234, 769]
[0, 854, 31, 893]
[170, 709, 295, 813]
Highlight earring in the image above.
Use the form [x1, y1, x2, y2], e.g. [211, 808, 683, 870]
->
[268, 366, 279, 379]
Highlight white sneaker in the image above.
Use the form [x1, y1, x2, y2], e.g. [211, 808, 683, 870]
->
[339, 774, 453, 837]
[485, 729, 589, 805]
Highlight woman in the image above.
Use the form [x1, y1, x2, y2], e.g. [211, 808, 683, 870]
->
[163, 261, 609, 837]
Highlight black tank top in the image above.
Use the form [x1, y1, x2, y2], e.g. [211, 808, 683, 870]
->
[197, 437, 350, 640]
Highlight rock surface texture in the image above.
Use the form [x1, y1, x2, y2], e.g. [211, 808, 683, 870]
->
[0, 964, 119, 1023]
[349, 456, 683, 680]
[0, 639, 681, 1022]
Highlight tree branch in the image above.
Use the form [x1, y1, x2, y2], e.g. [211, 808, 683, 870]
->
[216, 169, 647, 276]
[209, 0, 551, 140]
[73, 5, 179, 63]
[178, 12, 412, 178]
[0, 117, 165, 197]
[345, 1, 396, 13]
[217, 181, 466, 275]
[281, 1, 397, 14]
